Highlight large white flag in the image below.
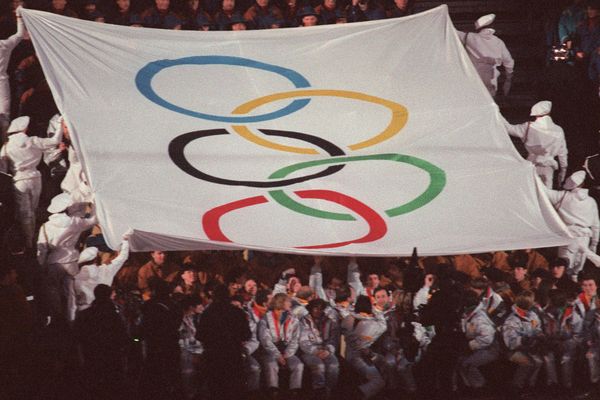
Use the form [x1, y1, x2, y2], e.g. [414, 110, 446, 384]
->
[22, 6, 571, 255]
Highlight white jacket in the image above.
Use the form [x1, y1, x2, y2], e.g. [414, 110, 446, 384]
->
[37, 211, 97, 272]
[0, 18, 23, 80]
[1, 128, 63, 181]
[74, 240, 130, 311]
[504, 116, 568, 170]
[458, 28, 514, 93]
[545, 187, 600, 249]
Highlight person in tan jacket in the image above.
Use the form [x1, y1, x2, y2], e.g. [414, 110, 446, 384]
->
[137, 251, 179, 301]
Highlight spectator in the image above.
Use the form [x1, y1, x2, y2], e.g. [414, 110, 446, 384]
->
[315, 0, 337, 25]
[457, 290, 499, 395]
[502, 290, 544, 397]
[81, 0, 106, 22]
[73, 284, 129, 399]
[139, 279, 183, 398]
[197, 284, 251, 400]
[575, 0, 600, 62]
[258, 292, 304, 399]
[243, 0, 284, 30]
[299, 298, 339, 399]
[181, 0, 213, 30]
[386, 0, 411, 19]
[214, 0, 238, 30]
[558, 0, 586, 44]
[48, 0, 79, 18]
[106, 0, 133, 25]
[340, 294, 386, 399]
[137, 250, 179, 301]
[346, 0, 385, 23]
[139, 0, 183, 29]
[297, 5, 318, 26]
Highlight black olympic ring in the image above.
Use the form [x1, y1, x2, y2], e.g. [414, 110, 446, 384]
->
[168, 129, 346, 188]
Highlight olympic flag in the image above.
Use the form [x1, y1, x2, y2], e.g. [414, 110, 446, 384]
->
[21, 6, 572, 255]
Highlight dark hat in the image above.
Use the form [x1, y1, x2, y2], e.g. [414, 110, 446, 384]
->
[335, 8, 346, 19]
[83, 0, 97, 4]
[195, 12, 212, 27]
[228, 12, 247, 26]
[297, 6, 318, 18]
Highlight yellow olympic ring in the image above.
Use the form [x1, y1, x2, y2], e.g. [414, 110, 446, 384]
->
[230, 89, 409, 154]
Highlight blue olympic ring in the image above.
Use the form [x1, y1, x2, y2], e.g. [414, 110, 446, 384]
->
[135, 56, 312, 123]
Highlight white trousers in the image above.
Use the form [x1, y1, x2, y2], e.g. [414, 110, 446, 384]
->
[14, 177, 42, 247]
[558, 236, 590, 278]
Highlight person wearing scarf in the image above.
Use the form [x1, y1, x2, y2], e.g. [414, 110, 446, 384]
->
[457, 290, 499, 395]
[257, 293, 303, 400]
[299, 299, 339, 399]
[539, 289, 582, 392]
[502, 290, 544, 396]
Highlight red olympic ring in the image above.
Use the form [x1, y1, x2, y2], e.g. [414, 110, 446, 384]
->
[202, 189, 387, 249]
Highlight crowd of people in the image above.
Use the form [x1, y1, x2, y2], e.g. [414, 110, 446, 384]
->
[2, 1, 600, 400]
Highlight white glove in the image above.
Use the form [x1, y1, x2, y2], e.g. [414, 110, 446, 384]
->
[16, 6, 23, 18]
[123, 228, 134, 240]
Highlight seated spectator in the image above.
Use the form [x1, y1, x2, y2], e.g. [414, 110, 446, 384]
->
[346, 0, 385, 22]
[280, 0, 299, 27]
[106, 0, 133, 25]
[48, 0, 79, 18]
[386, 0, 411, 18]
[81, 0, 105, 22]
[214, 0, 237, 30]
[502, 290, 544, 396]
[181, 0, 213, 30]
[299, 298, 339, 399]
[172, 265, 203, 299]
[315, 0, 338, 25]
[297, 5, 319, 26]
[458, 290, 499, 395]
[137, 250, 179, 301]
[228, 12, 249, 29]
[243, 0, 284, 29]
[139, 0, 183, 29]
[258, 292, 304, 399]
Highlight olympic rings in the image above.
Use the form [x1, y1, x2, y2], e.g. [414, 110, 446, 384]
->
[135, 56, 311, 123]
[137, 55, 446, 248]
[202, 189, 387, 249]
[267, 154, 446, 218]
[231, 89, 409, 154]
[168, 128, 346, 187]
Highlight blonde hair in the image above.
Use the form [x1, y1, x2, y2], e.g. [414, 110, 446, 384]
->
[270, 293, 289, 310]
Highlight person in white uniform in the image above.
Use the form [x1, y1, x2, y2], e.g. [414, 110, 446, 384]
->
[458, 13, 514, 97]
[74, 233, 130, 313]
[0, 6, 24, 140]
[37, 193, 97, 322]
[0, 116, 63, 247]
[544, 171, 600, 278]
[504, 101, 568, 188]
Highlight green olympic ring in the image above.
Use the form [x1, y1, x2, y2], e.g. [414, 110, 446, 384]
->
[267, 154, 446, 221]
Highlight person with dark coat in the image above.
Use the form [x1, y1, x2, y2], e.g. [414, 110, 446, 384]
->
[196, 284, 251, 400]
[139, 279, 183, 398]
[73, 284, 129, 399]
